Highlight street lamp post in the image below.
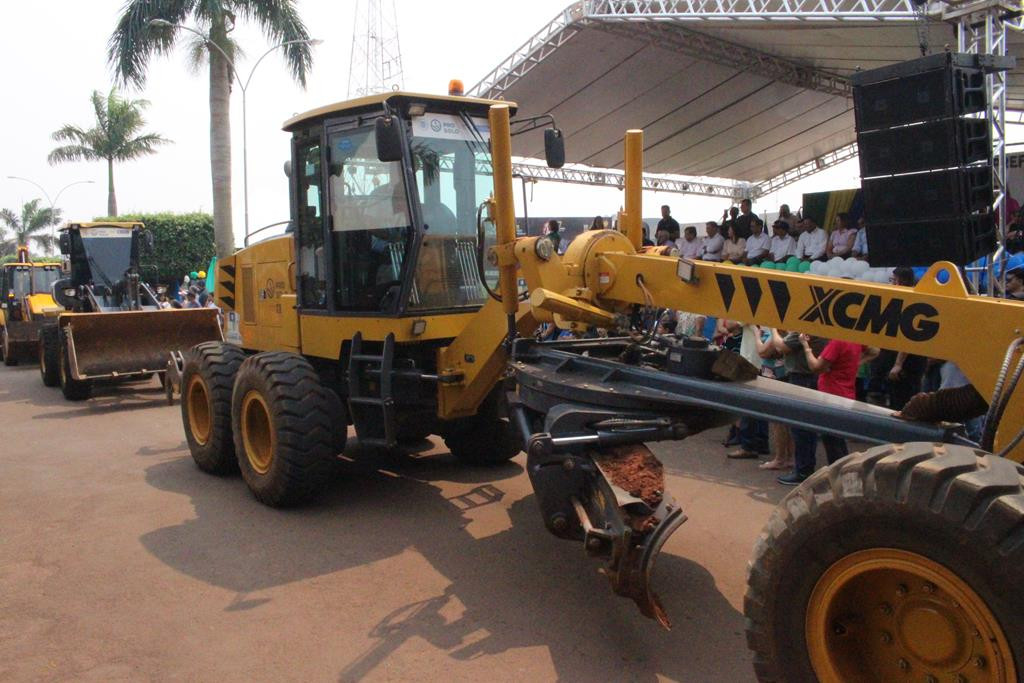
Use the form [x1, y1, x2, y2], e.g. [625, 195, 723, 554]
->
[148, 19, 321, 245]
[5, 176, 95, 250]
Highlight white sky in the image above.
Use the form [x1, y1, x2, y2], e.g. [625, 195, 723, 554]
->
[1, 1, 1016, 244]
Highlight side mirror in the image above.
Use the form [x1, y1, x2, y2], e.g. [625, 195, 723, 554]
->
[283, 160, 292, 178]
[59, 232, 71, 255]
[141, 229, 155, 253]
[375, 116, 404, 162]
[544, 128, 565, 169]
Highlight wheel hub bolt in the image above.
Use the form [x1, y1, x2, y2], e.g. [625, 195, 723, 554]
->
[897, 658, 909, 671]
[896, 583, 908, 597]
[925, 676, 937, 683]
[975, 655, 986, 669]
[880, 603, 894, 616]
[832, 621, 847, 636]
[955, 675, 968, 683]
[881, 631, 893, 644]
[922, 582, 935, 594]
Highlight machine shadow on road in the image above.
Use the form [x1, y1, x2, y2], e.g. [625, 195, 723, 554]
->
[141, 447, 747, 682]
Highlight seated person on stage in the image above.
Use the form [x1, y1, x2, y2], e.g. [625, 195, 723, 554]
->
[743, 217, 771, 265]
[826, 212, 857, 258]
[721, 223, 746, 262]
[795, 217, 827, 261]
[676, 225, 703, 259]
[852, 216, 869, 260]
[769, 220, 796, 262]
[701, 221, 725, 261]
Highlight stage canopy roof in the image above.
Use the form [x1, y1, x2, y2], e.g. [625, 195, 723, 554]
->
[468, 0, 1024, 197]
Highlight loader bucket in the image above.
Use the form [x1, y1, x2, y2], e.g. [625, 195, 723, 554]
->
[63, 309, 222, 380]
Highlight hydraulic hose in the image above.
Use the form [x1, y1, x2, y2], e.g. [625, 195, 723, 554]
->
[981, 337, 1024, 451]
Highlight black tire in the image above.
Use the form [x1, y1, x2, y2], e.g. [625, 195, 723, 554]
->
[58, 327, 91, 401]
[442, 397, 520, 465]
[745, 443, 1024, 682]
[2, 327, 17, 366]
[38, 326, 59, 387]
[181, 342, 246, 475]
[231, 352, 346, 507]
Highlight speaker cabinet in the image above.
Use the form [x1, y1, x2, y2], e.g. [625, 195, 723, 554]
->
[852, 53, 999, 267]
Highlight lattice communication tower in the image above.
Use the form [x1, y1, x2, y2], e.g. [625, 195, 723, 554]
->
[347, 0, 405, 98]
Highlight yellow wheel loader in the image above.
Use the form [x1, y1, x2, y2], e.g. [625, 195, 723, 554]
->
[180, 91, 1024, 680]
[0, 247, 62, 367]
[41, 222, 223, 400]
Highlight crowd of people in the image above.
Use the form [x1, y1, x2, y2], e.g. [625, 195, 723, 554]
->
[155, 269, 218, 310]
[535, 200, 1024, 485]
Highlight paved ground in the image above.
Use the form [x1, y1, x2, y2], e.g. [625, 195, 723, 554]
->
[0, 362, 801, 682]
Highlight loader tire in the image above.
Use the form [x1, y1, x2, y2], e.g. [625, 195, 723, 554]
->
[232, 352, 345, 507]
[2, 327, 16, 366]
[745, 443, 1024, 683]
[443, 413, 520, 465]
[58, 328, 91, 401]
[181, 342, 246, 475]
[38, 326, 59, 387]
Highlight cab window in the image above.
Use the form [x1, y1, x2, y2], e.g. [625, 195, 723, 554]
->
[408, 113, 492, 310]
[296, 141, 327, 309]
[327, 127, 412, 312]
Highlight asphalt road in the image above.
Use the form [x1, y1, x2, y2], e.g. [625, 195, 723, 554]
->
[0, 362, 796, 682]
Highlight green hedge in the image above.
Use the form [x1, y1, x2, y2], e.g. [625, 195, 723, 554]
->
[94, 212, 215, 284]
[0, 254, 60, 264]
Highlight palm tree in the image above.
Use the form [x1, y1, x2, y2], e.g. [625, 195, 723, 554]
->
[108, 1, 314, 259]
[48, 89, 169, 217]
[0, 200, 62, 256]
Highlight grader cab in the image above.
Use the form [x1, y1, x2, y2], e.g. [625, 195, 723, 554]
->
[0, 246, 62, 365]
[39, 222, 222, 400]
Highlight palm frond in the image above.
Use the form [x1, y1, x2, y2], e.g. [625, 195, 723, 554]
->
[235, 0, 314, 86]
[0, 208, 19, 231]
[108, 0, 196, 87]
[48, 144, 100, 165]
[116, 132, 172, 161]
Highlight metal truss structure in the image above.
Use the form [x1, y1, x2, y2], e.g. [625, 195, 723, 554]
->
[436, 156, 748, 199]
[510, 160, 750, 199]
[347, 0, 405, 98]
[582, 0, 929, 22]
[468, 0, 1022, 202]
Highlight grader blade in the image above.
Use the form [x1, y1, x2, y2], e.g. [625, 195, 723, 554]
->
[574, 444, 686, 629]
[64, 309, 222, 380]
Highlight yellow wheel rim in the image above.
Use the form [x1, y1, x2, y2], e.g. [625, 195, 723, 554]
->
[241, 390, 274, 475]
[807, 548, 1015, 683]
[186, 375, 213, 446]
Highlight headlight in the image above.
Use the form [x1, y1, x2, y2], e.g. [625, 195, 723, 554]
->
[63, 288, 76, 297]
[156, 285, 168, 294]
[534, 237, 554, 261]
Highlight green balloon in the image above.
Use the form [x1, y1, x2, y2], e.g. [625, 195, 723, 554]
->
[786, 256, 799, 267]
[798, 261, 811, 273]
[760, 261, 775, 269]
[786, 260, 801, 272]
[189, 271, 199, 279]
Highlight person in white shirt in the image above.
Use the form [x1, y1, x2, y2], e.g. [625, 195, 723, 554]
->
[795, 218, 827, 261]
[743, 217, 771, 264]
[852, 216, 869, 260]
[676, 225, 703, 259]
[769, 220, 796, 262]
[826, 212, 857, 258]
[701, 221, 724, 261]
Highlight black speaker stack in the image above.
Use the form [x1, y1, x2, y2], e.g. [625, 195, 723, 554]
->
[851, 52, 1012, 267]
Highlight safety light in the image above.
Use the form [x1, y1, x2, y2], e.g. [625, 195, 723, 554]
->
[63, 288, 77, 297]
[407, 102, 427, 117]
[156, 285, 168, 294]
[448, 79, 464, 96]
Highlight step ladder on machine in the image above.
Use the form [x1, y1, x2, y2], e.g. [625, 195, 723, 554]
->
[347, 332, 397, 448]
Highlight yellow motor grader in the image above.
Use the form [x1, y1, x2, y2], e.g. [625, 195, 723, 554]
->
[179, 90, 1023, 681]
[0, 246, 62, 365]
[38, 221, 222, 400]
